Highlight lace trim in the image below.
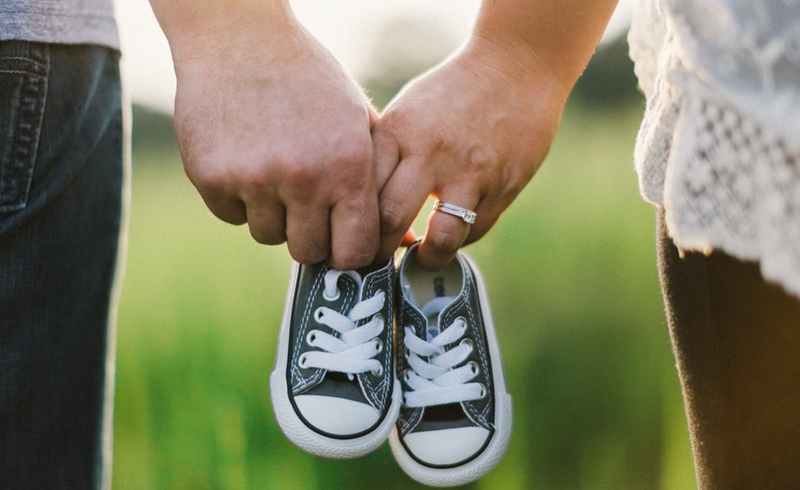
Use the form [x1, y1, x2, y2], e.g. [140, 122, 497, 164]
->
[634, 58, 800, 298]
[630, 0, 800, 298]
[631, 0, 800, 145]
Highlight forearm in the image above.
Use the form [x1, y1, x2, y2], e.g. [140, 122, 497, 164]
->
[471, 0, 620, 102]
[148, 0, 295, 63]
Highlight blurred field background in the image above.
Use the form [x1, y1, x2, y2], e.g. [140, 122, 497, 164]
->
[113, 23, 697, 490]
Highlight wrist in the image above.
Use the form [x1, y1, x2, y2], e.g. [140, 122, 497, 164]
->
[469, 0, 618, 104]
[459, 33, 572, 110]
[150, 0, 297, 64]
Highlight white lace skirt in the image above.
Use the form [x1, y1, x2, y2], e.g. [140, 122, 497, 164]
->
[629, 0, 800, 298]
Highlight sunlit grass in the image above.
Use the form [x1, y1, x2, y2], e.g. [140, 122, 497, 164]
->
[114, 101, 694, 489]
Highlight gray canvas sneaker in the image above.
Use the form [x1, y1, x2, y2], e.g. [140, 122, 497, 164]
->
[271, 259, 401, 458]
[390, 244, 513, 486]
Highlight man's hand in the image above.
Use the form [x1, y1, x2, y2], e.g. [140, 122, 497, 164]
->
[149, 0, 379, 269]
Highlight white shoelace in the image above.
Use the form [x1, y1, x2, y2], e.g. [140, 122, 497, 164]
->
[299, 269, 385, 377]
[402, 296, 485, 408]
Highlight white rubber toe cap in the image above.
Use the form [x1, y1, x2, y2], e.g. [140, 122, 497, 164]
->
[403, 426, 490, 466]
[294, 395, 380, 436]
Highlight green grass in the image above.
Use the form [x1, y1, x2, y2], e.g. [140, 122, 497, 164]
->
[114, 101, 695, 489]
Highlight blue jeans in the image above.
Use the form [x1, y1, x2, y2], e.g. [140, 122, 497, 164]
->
[0, 42, 126, 489]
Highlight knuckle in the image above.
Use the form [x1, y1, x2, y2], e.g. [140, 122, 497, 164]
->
[331, 143, 373, 190]
[186, 156, 227, 192]
[248, 224, 285, 246]
[332, 138, 372, 168]
[380, 198, 407, 237]
[280, 138, 373, 196]
[466, 146, 497, 173]
[289, 245, 328, 266]
[424, 130, 450, 154]
[281, 153, 319, 189]
[211, 207, 246, 226]
[332, 247, 375, 271]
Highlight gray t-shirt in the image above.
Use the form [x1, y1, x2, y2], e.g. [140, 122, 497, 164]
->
[0, 0, 119, 49]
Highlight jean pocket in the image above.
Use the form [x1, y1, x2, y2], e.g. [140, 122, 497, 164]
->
[0, 42, 48, 213]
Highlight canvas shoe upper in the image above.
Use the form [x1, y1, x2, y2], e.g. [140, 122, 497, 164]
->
[271, 259, 401, 458]
[390, 244, 512, 487]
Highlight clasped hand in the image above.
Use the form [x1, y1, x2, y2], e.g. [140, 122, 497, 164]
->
[166, 11, 565, 271]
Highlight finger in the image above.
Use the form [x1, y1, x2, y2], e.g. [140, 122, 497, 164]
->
[373, 122, 401, 194]
[201, 195, 248, 225]
[463, 198, 501, 245]
[368, 104, 380, 130]
[244, 199, 287, 245]
[416, 194, 479, 271]
[376, 155, 433, 262]
[329, 191, 380, 270]
[285, 201, 331, 264]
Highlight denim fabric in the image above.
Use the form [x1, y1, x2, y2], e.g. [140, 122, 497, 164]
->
[0, 42, 124, 490]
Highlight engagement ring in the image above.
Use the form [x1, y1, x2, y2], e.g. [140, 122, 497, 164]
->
[433, 200, 477, 224]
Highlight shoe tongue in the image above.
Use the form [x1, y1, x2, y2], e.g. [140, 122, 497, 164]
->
[420, 296, 456, 341]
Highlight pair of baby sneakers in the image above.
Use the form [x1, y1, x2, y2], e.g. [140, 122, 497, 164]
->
[270, 243, 512, 487]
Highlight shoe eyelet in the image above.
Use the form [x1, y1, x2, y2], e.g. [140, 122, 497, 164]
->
[402, 369, 411, 383]
[371, 364, 384, 378]
[374, 338, 384, 355]
[467, 361, 480, 376]
[314, 307, 326, 323]
[460, 338, 474, 353]
[478, 383, 487, 399]
[455, 316, 468, 328]
[403, 347, 410, 359]
[306, 330, 318, 347]
[298, 354, 310, 369]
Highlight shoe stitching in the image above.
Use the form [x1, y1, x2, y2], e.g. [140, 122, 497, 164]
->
[291, 265, 390, 402]
[358, 265, 393, 410]
[454, 278, 495, 430]
[290, 266, 328, 392]
[399, 281, 494, 432]
[291, 266, 360, 392]
[397, 300, 426, 435]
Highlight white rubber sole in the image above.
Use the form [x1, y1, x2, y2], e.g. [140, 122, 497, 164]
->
[270, 262, 401, 459]
[389, 252, 513, 486]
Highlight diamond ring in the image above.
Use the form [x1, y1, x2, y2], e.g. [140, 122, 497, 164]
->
[433, 200, 477, 224]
